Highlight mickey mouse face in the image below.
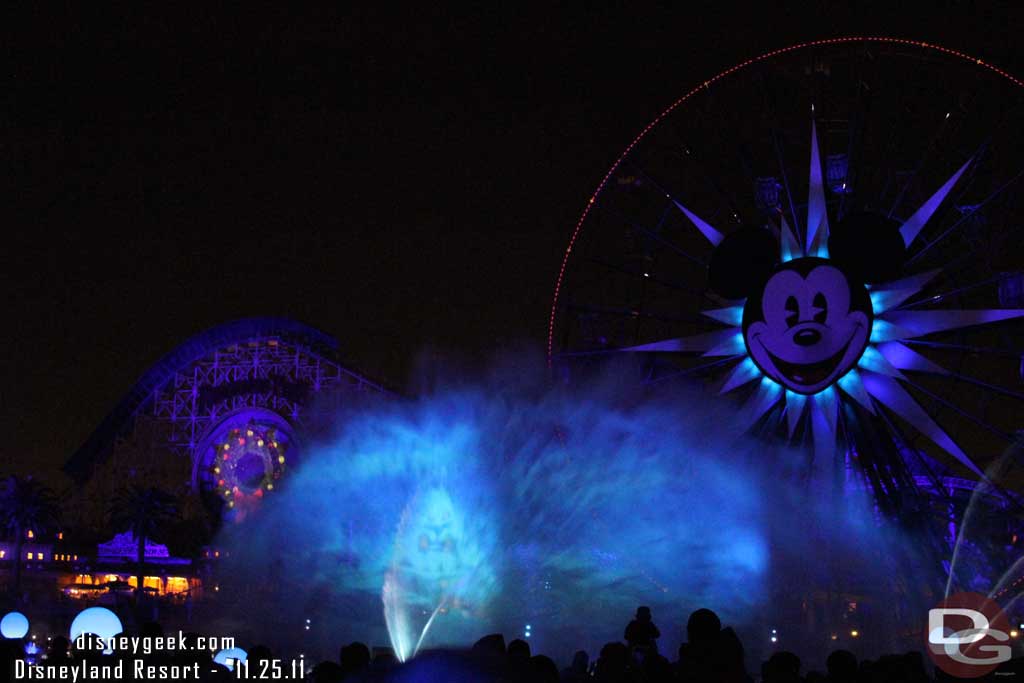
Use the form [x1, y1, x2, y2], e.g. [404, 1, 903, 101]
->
[742, 258, 873, 395]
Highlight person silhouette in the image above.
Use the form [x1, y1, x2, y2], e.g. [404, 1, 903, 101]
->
[677, 608, 722, 682]
[826, 649, 857, 683]
[561, 650, 590, 682]
[624, 606, 661, 653]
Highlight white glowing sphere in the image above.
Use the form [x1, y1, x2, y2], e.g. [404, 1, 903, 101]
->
[1, 612, 29, 639]
[214, 647, 248, 671]
[69, 607, 123, 644]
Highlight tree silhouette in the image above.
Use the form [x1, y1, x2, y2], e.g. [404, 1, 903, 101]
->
[108, 486, 178, 602]
[0, 476, 59, 599]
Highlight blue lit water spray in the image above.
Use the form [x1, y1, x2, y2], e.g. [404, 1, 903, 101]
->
[218, 358, 913, 661]
[945, 438, 1024, 602]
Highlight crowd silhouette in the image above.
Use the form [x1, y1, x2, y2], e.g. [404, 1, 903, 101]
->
[1, 605, 1022, 681]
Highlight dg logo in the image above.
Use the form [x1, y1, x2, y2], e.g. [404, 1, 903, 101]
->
[927, 592, 1012, 678]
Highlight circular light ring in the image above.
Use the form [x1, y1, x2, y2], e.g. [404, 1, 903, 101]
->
[214, 423, 286, 502]
[546, 37, 1024, 364]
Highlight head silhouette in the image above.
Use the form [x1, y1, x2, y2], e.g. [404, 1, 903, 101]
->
[687, 608, 722, 643]
[508, 638, 531, 662]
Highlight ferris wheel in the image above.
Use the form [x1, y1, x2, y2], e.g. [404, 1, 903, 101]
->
[548, 38, 1024, 498]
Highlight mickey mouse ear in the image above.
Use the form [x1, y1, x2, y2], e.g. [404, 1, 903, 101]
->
[829, 211, 907, 283]
[707, 227, 779, 300]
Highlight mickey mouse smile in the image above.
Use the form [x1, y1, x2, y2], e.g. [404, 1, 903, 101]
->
[741, 259, 873, 396]
[755, 333, 858, 388]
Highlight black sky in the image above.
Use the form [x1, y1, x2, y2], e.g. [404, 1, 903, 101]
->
[3, 3, 1022, 478]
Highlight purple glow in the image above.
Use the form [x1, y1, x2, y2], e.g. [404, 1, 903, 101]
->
[736, 377, 783, 432]
[899, 159, 971, 247]
[702, 306, 745, 327]
[702, 330, 748, 357]
[867, 270, 941, 314]
[860, 371, 981, 476]
[857, 346, 904, 378]
[672, 200, 725, 246]
[805, 120, 830, 251]
[720, 357, 761, 394]
[810, 395, 836, 468]
[813, 385, 839, 433]
[622, 328, 742, 354]
[881, 309, 1024, 338]
[807, 217, 830, 258]
[876, 341, 949, 375]
[836, 370, 876, 414]
[780, 217, 802, 262]
[869, 319, 912, 343]
[784, 390, 807, 436]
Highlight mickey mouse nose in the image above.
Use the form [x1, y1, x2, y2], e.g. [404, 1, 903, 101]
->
[794, 329, 822, 347]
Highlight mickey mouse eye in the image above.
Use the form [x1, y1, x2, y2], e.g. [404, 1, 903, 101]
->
[785, 295, 799, 328]
[812, 292, 828, 324]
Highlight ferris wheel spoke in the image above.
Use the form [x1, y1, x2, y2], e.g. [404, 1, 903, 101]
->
[895, 374, 1016, 443]
[593, 202, 708, 267]
[872, 404, 955, 505]
[935, 221, 1024, 281]
[619, 328, 742, 354]
[901, 339, 1024, 359]
[877, 51, 935, 213]
[871, 341, 1024, 403]
[806, 120, 830, 251]
[643, 355, 743, 386]
[671, 199, 725, 247]
[907, 168, 1024, 267]
[623, 163, 729, 247]
[751, 66, 806, 233]
[773, 128, 802, 236]
[884, 46, 969, 217]
[875, 341, 950, 376]
[735, 379, 784, 435]
[895, 271, 1020, 311]
[947, 371, 1024, 403]
[836, 46, 870, 221]
[674, 98, 758, 223]
[859, 371, 982, 477]
[887, 125, 971, 225]
[785, 391, 809, 437]
[550, 39, 1024, 490]
[868, 270, 943, 314]
[719, 357, 761, 394]
[899, 158, 973, 248]
[584, 256, 711, 299]
[874, 309, 1024, 341]
[837, 370, 877, 415]
[565, 303, 716, 327]
[895, 84, 1024, 255]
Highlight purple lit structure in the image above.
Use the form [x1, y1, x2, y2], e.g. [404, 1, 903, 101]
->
[547, 38, 1024, 626]
[64, 318, 390, 523]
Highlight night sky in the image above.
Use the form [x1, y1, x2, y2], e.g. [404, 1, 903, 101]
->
[4, 4, 1022, 480]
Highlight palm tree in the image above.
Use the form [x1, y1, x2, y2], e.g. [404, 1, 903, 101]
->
[108, 486, 178, 602]
[0, 476, 60, 599]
